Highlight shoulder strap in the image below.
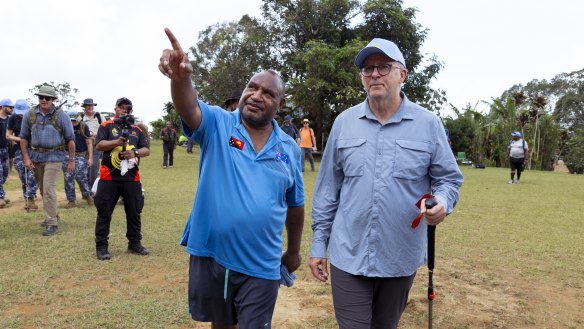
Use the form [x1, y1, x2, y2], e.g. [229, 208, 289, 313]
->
[52, 108, 63, 135]
[78, 121, 87, 139]
[28, 109, 36, 127]
[94, 112, 102, 124]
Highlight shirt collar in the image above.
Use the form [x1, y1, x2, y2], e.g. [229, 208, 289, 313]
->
[358, 92, 416, 124]
[35, 105, 56, 115]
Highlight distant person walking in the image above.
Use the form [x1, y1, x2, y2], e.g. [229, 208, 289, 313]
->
[505, 131, 529, 184]
[299, 118, 317, 172]
[160, 121, 178, 168]
[79, 98, 106, 188]
[6, 99, 38, 210]
[280, 115, 301, 144]
[19, 85, 75, 236]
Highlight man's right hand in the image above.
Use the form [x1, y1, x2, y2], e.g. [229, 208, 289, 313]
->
[24, 158, 35, 170]
[309, 257, 329, 282]
[159, 28, 193, 81]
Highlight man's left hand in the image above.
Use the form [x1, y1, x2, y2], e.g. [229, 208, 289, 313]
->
[66, 160, 75, 173]
[120, 150, 136, 159]
[281, 250, 302, 273]
[420, 199, 446, 226]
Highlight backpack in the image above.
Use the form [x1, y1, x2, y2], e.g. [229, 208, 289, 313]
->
[28, 107, 63, 135]
[77, 120, 88, 139]
[78, 111, 103, 124]
[94, 112, 103, 124]
[28, 107, 66, 150]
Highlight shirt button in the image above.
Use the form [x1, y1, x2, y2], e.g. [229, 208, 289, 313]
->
[373, 200, 378, 204]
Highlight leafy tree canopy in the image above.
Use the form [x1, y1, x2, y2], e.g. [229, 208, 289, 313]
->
[188, 0, 444, 148]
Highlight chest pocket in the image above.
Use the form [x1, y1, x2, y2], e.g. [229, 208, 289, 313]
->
[337, 138, 366, 177]
[393, 139, 432, 180]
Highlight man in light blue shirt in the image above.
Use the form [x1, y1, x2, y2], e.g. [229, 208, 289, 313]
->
[159, 28, 304, 329]
[20, 85, 75, 236]
[309, 38, 463, 329]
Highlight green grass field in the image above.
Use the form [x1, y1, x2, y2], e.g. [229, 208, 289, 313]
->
[0, 141, 582, 328]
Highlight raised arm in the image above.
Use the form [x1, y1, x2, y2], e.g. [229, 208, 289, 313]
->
[158, 28, 201, 131]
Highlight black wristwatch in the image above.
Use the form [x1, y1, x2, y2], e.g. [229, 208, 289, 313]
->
[133, 148, 139, 158]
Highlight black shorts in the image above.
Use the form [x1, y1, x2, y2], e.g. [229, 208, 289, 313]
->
[510, 157, 525, 171]
[188, 255, 279, 328]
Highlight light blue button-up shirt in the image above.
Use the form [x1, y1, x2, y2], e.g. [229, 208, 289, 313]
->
[310, 93, 463, 277]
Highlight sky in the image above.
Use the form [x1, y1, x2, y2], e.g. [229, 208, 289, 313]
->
[1, 0, 583, 123]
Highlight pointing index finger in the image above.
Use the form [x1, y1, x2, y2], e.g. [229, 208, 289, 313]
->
[164, 27, 184, 53]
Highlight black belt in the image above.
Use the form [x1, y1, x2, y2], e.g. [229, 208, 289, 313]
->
[75, 151, 87, 157]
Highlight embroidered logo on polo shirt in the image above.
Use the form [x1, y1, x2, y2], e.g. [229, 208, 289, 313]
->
[229, 136, 244, 150]
[275, 151, 289, 164]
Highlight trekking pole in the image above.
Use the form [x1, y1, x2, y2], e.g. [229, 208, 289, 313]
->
[24, 166, 29, 212]
[425, 196, 439, 329]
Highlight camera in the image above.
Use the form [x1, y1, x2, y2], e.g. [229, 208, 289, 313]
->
[114, 114, 135, 138]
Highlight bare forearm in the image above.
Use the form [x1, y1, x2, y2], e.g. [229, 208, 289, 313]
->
[85, 139, 93, 158]
[67, 140, 75, 158]
[285, 206, 305, 254]
[6, 130, 20, 143]
[20, 139, 30, 160]
[170, 79, 200, 131]
[96, 139, 122, 151]
[137, 147, 150, 157]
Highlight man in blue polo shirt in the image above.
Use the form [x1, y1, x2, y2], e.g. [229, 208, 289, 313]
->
[159, 28, 304, 329]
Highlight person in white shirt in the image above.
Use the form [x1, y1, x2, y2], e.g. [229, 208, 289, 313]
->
[505, 131, 529, 184]
[79, 98, 106, 187]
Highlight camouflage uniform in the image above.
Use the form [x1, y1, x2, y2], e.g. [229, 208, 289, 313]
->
[14, 149, 38, 199]
[62, 155, 91, 201]
[0, 148, 8, 199]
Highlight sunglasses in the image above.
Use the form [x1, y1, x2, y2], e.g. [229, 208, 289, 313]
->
[38, 96, 54, 101]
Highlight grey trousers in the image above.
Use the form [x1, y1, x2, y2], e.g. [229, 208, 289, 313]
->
[331, 264, 416, 329]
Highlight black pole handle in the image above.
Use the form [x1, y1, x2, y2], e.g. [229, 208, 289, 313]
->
[425, 196, 438, 329]
[425, 197, 438, 270]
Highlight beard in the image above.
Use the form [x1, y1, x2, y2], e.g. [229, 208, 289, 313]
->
[240, 106, 273, 128]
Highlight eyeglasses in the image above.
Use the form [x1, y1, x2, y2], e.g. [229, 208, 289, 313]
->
[360, 64, 401, 77]
[38, 96, 54, 101]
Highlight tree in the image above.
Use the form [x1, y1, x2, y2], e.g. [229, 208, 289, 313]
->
[186, 0, 442, 149]
[189, 16, 278, 106]
[563, 127, 584, 174]
[28, 82, 79, 111]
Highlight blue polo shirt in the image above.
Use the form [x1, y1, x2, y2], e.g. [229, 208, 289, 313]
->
[180, 100, 304, 280]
